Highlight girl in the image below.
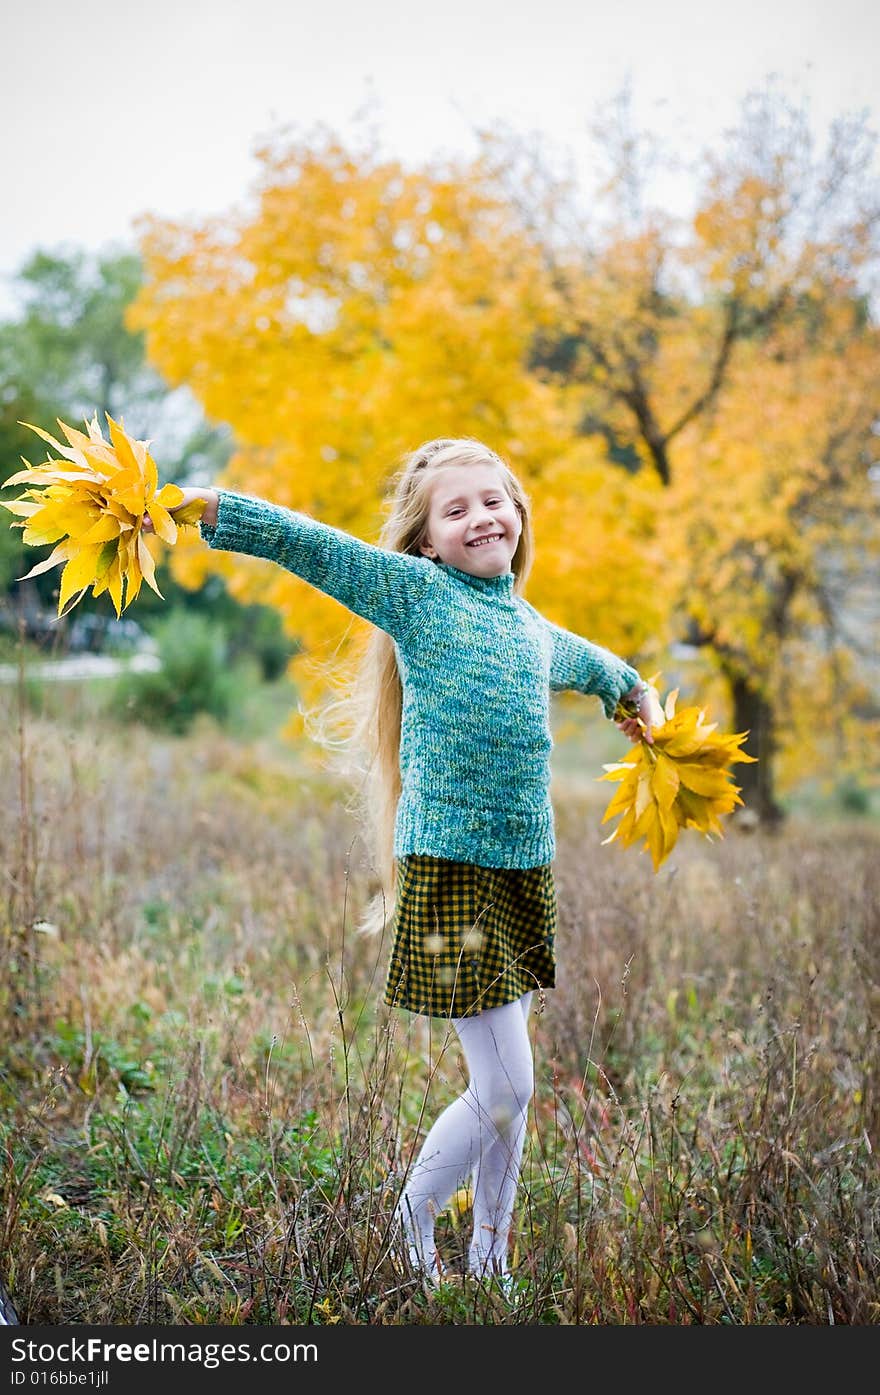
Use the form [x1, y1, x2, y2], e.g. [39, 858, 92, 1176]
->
[145, 437, 663, 1287]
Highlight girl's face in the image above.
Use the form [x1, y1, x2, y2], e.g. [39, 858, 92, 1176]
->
[418, 462, 522, 576]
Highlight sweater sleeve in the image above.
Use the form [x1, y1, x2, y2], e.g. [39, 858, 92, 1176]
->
[198, 489, 436, 643]
[520, 600, 641, 718]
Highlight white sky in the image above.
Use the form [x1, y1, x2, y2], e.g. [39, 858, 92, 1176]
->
[2, 0, 878, 315]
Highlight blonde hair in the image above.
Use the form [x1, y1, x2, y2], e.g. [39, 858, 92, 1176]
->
[303, 437, 535, 936]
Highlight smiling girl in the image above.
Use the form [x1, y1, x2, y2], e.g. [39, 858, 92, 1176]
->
[145, 436, 661, 1288]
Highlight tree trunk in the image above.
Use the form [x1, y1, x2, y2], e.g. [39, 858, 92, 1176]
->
[729, 674, 785, 825]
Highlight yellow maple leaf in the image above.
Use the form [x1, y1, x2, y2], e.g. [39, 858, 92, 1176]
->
[599, 677, 758, 870]
[1, 414, 206, 619]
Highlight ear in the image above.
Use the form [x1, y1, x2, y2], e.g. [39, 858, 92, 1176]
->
[418, 536, 437, 558]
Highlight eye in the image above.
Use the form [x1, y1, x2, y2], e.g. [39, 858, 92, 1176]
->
[445, 497, 503, 517]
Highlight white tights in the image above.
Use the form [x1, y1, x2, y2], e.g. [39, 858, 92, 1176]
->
[395, 992, 534, 1278]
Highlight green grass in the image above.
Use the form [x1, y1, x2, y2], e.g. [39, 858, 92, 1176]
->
[1, 682, 878, 1325]
[0, 645, 301, 750]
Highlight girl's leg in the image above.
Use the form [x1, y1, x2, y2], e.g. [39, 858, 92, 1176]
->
[466, 990, 533, 1277]
[395, 993, 534, 1278]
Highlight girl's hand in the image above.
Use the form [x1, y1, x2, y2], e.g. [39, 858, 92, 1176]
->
[143, 487, 219, 532]
[615, 686, 665, 745]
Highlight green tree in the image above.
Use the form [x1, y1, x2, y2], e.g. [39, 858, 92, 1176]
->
[0, 246, 233, 632]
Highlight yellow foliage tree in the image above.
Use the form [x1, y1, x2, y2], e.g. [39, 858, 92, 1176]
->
[129, 125, 665, 747]
[130, 94, 879, 818]
[493, 89, 880, 815]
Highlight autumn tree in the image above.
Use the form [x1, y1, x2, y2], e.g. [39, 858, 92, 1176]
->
[130, 125, 664, 750]
[131, 95, 880, 818]
[484, 87, 880, 818]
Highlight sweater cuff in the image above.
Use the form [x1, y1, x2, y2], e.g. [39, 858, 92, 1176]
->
[198, 489, 269, 550]
[600, 664, 642, 719]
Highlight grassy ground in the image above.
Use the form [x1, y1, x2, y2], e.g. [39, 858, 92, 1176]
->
[1, 674, 878, 1325]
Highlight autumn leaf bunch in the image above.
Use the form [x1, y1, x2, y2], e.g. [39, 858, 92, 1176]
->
[599, 684, 758, 871]
[1, 415, 205, 618]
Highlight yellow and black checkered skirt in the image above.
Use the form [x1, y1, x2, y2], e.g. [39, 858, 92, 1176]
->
[382, 854, 557, 1019]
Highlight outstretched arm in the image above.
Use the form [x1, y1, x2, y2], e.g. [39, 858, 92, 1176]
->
[543, 617, 640, 714]
[541, 615, 664, 742]
[148, 487, 437, 644]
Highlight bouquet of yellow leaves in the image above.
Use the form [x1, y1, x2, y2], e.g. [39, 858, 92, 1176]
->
[599, 681, 757, 871]
[1, 414, 206, 619]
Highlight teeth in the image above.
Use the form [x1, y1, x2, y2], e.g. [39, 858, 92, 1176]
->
[468, 535, 502, 546]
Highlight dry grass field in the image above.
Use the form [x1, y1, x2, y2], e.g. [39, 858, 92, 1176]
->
[1, 675, 878, 1325]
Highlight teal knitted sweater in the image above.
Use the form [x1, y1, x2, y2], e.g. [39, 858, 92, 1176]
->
[200, 489, 643, 869]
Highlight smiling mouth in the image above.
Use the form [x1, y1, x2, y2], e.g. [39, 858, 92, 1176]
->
[467, 534, 504, 547]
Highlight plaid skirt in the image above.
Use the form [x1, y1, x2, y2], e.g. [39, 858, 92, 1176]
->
[382, 854, 557, 1019]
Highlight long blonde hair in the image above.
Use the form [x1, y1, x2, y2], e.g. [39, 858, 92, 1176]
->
[303, 437, 536, 936]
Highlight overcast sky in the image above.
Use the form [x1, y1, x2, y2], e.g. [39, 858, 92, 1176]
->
[2, 0, 878, 314]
